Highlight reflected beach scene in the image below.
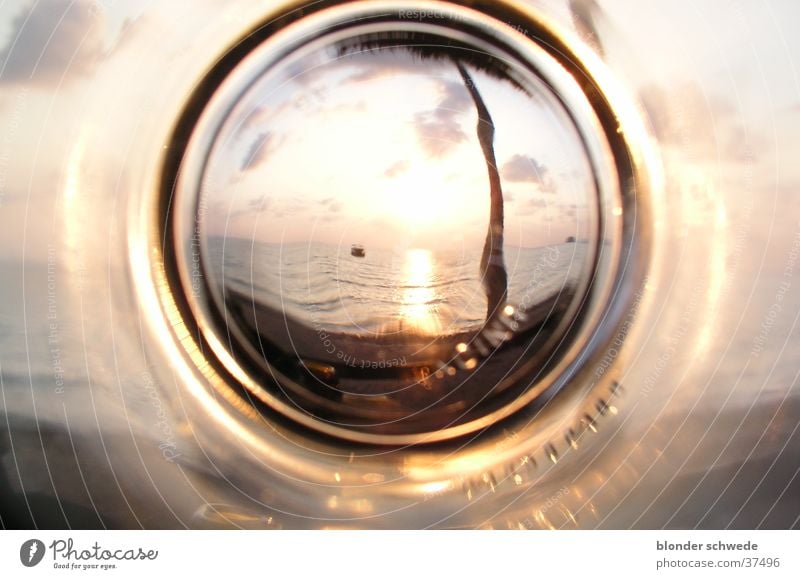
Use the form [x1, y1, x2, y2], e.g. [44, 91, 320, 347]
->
[1, 0, 799, 531]
[197, 26, 597, 434]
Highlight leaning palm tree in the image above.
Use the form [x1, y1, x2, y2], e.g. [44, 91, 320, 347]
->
[454, 60, 507, 324]
[337, 33, 524, 325]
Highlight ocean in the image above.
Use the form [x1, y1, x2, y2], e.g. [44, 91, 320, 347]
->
[206, 238, 589, 336]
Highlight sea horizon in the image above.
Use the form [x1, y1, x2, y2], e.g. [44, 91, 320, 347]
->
[205, 236, 589, 336]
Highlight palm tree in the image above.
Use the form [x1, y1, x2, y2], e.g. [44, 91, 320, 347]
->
[453, 60, 507, 323]
[337, 34, 521, 325]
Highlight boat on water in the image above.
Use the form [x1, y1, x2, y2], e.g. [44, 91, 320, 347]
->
[351, 244, 366, 258]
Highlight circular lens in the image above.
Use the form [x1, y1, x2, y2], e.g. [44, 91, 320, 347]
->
[175, 7, 621, 443]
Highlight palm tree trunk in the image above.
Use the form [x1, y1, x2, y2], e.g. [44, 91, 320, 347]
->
[455, 61, 508, 323]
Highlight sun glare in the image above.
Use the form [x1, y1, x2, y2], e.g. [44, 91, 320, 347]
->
[400, 249, 441, 334]
[385, 164, 465, 231]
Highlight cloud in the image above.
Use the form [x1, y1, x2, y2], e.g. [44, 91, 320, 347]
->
[384, 160, 410, 178]
[414, 81, 472, 158]
[248, 197, 271, 211]
[240, 105, 272, 132]
[516, 196, 549, 216]
[640, 82, 763, 162]
[341, 50, 444, 84]
[0, 0, 106, 85]
[240, 132, 274, 171]
[320, 197, 344, 214]
[527, 198, 548, 210]
[282, 48, 473, 158]
[414, 112, 466, 157]
[569, 0, 605, 56]
[501, 154, 548, 184]
[230, 196, 272, 219]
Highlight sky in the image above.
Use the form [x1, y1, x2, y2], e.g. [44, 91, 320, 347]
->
[198, 42, 595, 252]
[0, 0, 798, 266]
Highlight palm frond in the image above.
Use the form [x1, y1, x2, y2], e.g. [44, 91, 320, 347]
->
[333, 30, 529, 95]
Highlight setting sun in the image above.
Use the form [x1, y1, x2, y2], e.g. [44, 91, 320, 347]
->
[384, 163, 474, 231]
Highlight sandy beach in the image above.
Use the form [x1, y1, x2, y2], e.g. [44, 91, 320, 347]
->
[223, 285, 575, 432]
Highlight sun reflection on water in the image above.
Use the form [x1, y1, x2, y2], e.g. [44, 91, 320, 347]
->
[400, 249, 441, 335]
